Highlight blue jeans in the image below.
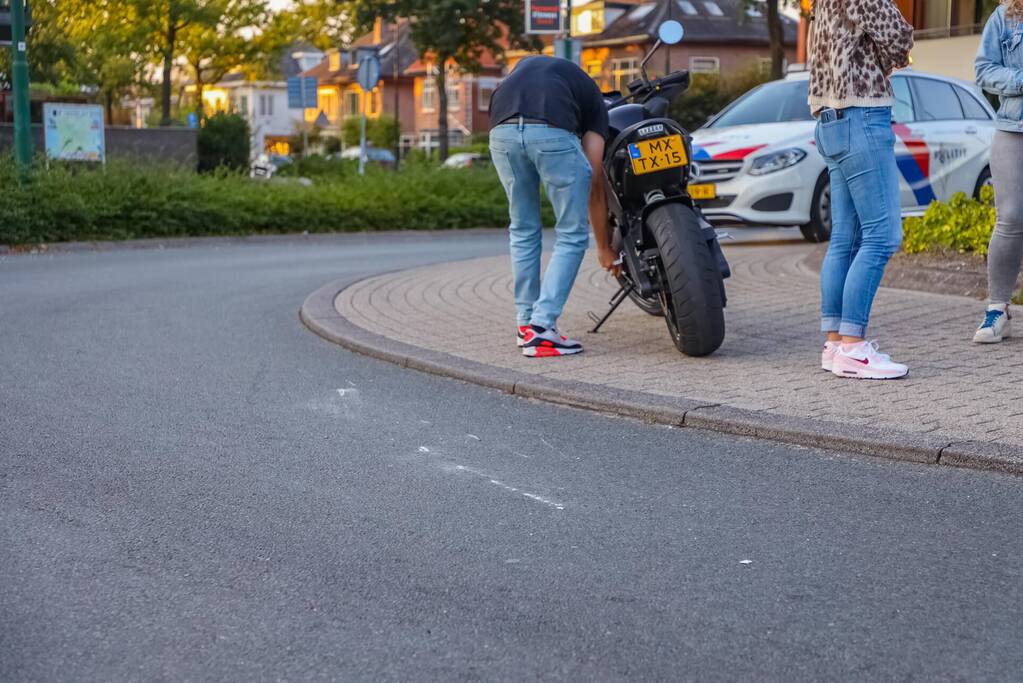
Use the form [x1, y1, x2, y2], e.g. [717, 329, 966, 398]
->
[815, 106, 903, 338]
[489, 123, 592, 329]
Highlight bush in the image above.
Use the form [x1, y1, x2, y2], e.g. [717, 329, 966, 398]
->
[902, 187, 996, 255]
[342, 115, 400, 150]
[0, 155, 547, 245]
[276, 155, 358, 179]
[198, 112, 250, 173]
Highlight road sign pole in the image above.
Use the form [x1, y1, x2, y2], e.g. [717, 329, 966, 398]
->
[300, 77, 309, 157]
[10, 0, 32, 169]
[359, 96, 367, 176]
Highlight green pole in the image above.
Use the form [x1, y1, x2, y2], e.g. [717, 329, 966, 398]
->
[10, 0, 32, 169]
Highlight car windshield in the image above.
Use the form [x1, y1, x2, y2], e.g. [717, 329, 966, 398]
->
[707, 79, 812, 128]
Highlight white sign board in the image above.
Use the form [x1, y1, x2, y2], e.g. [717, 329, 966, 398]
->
[43, 103, 105, 162]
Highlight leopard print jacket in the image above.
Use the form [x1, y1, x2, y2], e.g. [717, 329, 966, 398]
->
[808, 0, 914, 114]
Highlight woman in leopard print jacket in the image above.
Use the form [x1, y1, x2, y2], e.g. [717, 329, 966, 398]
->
[809, 0, 915, 380]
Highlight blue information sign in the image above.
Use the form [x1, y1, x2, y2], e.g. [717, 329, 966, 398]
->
[287, 77, 318, 109]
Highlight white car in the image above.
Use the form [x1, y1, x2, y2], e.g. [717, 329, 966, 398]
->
[689, 70, 996, 242]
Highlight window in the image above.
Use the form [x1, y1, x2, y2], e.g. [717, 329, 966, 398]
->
[891, 77, 915, 123]
[321, 90, 339, 122]
[447, 81, 461, 111]
[240, 95, 249, 116]
[689, 56, 720, 74]
[367, 90, 379, 116]
[708, 79, 812, 128]
[576, 9, 593, 34]
[422, 78, 436, 112]
[478, 78, 498, 111]
[911, 77, 964, 120]
[702, 1, 724, 15]
[611, 58, 640, 93]
[343, 91, 359, 116]
[745, 2, 763, 16]
[328, 51, 341, 72]
[678, 0, 698, 14]
[585, 60, 603, 81]
[758, 58, 773, 77]
[955, 86, 991, 119]
[259, 94, 272, 116]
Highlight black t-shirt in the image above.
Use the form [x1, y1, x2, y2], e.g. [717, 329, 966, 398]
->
[489, 56, 609, 138]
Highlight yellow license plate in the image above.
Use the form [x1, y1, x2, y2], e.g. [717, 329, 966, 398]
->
[688, 183, 717, 200]
[628, 134, 687, 175]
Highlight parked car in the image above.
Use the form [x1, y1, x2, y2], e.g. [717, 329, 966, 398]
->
[442, 152, 491, 169]
[689, 70, 997, 242]
[250, 154, 292, 180]
[339, 146, 397, 168]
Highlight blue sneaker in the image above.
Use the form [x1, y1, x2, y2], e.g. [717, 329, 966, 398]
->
[973, 305, 1011, 344]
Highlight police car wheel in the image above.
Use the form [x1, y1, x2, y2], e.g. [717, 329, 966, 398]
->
[800, 172, 832, 243]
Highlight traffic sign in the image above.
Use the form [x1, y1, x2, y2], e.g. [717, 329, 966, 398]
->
[357, 53, 381, 92]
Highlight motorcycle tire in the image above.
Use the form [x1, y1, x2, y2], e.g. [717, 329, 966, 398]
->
[646, 202, 725, 357]
[617, 274, 663, 316]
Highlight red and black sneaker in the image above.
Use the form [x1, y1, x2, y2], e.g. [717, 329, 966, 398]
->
[517, 325, 530, 348]
[521, 325, 583, 357]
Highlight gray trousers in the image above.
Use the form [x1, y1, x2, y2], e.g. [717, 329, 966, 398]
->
[988, 130, 1023, 305]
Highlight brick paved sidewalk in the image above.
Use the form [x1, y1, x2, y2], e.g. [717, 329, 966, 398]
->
[336, 243, 1023, 448]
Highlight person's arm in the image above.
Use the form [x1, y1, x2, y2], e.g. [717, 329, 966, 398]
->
[581, 131, 618, 275]
[847, 0, 914, 72]
[976, 12, 1023, 96]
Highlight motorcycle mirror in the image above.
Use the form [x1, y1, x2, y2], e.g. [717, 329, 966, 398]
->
[658, 20, 685, 45]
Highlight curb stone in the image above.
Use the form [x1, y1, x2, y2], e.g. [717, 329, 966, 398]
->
[301, 275, 1022, 477]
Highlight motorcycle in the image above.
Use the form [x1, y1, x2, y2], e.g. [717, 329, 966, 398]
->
[590, 20, 730, 357]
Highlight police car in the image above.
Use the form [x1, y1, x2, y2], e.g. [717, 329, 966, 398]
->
[689, 70, 996, 242]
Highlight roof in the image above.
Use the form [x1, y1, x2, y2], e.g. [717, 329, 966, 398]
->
[300, 22, 420, 85]
[583, 0, 798, 47]
[404, 49, 504, 76]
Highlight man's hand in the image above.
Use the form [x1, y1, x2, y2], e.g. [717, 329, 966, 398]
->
[597, 243, 621, 276]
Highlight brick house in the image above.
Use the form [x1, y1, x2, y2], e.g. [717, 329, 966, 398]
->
[577, 0, 799, 91]
[402, 54, 504, 153]
[299, 20, 418, 146]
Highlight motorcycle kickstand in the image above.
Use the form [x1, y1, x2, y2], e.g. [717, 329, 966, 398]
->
[587, 283, 633, 334]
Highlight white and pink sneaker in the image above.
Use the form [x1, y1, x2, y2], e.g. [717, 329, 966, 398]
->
[821, 341, 840, 372]
[831, 341, 908, 380]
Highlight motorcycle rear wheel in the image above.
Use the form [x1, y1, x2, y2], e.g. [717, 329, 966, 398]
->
[646, 202, 725, 357]
[617, 274, 663, 316]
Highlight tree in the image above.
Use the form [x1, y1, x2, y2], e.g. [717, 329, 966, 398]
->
[126, 0, 265, 126]
[764, 0, 785, 80]
[251, 0, 354, 79]
[350, 0, 538, 160]
[739, 0, 788, 80]
[63, 0, 150, 122]
[181, 0, 267, 116]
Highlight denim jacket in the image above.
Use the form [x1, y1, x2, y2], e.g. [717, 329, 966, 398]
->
[976, 5, 1023, 132]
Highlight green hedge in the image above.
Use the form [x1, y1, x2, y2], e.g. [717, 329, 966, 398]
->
[902, 187, 995, 255]
[0, 157, 552, 245]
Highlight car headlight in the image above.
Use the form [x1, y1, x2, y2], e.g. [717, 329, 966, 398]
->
[748, 148, 807, 175]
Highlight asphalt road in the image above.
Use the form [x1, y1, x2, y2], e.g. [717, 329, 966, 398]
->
[3, 230, 1022, 682]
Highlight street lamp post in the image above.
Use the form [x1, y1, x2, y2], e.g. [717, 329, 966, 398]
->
[10, 0, 32, 169]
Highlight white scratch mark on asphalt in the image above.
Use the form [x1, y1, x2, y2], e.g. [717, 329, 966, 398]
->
[739, 559, 753, 565]
[418, 446, 431, 454]
[466, 434, 481, 441]
[336, 388, 356, 397]
[539, 437, 568, 460]
[453, 465, 565, 510]
[307, 389, 362, 419]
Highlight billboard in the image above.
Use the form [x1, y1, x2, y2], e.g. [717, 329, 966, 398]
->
[526, 0, 563, 34]
[43, 103, 105, 163]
